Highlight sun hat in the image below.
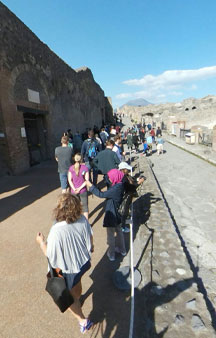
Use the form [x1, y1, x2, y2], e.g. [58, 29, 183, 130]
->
[118, 162, 132, 171]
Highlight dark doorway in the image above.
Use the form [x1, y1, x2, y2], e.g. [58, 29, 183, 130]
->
[23, 113, 48, 166]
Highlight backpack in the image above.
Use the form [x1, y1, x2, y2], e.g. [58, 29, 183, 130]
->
[87, 140, 97, 159]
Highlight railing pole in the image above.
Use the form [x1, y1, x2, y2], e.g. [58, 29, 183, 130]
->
[129, 203, 135, 338]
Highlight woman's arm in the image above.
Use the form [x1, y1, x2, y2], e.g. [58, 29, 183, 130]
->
[75, 181, 87, 193]
[84, 170, 89, 182]
[36, 232, 47, 256]
[86, 180, 117, 199]
[68, 171, 76, 191]
[90, 234, 94, 253]
[74, 169, 90, 193]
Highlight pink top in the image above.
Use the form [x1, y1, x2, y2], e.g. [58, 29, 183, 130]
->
[68, 164, 89, 194]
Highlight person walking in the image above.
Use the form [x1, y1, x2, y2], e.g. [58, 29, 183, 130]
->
[132, 132, 139, 153]
[147, 123, 152, 131]
[99, 127, 109, 149]
[156, 134, 165, 155]
[81, 130, 100, 186]
[36, 193, 94, 334]
[93, 139, 120, 187]
[142, 139, 149, 156]
[110, 125, 117, 138]
[86, 169, 126, 261]
[139, 127, 145, 143]
[150, 128, 156, 143]
[156, 126, 162, 137]
[66, 129, 73, 148]
[68, 153, 89, 220]
[126, 130, 133, 151]
[55, 135, 73, 193]
[113, 134, 123, 161]
[146, 133, 153, 155]
[95, 133, 103, 152]
[73, 131, 83, 153]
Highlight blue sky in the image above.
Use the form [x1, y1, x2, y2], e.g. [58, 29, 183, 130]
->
[2, 0, 216, 108]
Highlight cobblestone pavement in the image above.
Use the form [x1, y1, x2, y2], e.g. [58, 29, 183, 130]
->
[121, 151, 216, 337]
[148, 139, 216, 302]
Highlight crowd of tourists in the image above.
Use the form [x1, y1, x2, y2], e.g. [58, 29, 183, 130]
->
[36, 121, 160, 333]
[124, 123, 164, 156]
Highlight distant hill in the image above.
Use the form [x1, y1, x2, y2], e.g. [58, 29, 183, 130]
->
[121, 98, 152, 107]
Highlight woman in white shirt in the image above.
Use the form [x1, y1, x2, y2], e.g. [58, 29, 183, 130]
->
[36, 193, 94, 334]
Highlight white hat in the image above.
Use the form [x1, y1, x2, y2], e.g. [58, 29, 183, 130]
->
[118, 162, 132, 171]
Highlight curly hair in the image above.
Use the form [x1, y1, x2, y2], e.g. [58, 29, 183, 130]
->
[53, 193, 82, 224]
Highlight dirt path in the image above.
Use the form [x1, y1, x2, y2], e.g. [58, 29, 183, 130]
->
[0, 161, 131, 338]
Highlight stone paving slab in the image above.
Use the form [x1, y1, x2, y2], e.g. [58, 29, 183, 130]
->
[120, 152, 216, 337]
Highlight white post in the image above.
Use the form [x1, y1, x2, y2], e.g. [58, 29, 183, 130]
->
[128, 204, 135, 338]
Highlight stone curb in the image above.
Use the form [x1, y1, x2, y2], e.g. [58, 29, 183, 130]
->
[167, 140, 216, 167]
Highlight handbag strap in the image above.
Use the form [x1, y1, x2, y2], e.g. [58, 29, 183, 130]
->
[47, 258, 62, 278]
[47, 257, 54, 278]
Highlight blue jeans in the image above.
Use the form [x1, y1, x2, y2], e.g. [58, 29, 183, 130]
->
[85, 161, 98, 186]
[59, 173, 68, 189]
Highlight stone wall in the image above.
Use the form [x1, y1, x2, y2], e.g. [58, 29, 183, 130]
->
[0, 2, 113, 175]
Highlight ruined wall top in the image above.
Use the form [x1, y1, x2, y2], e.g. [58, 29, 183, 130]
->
[0, 1, 102, 93]
[118, 94, 216, 129]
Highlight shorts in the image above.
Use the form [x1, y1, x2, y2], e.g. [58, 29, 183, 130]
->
[157, 144, 163, 152]
[63, 260, 91, 290]
[78, 191, 88, 213]
[59, 173, 68, 189]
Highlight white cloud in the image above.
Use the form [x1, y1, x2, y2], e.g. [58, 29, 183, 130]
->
[169, 91, 183, 96]
[115, 92, 132, 99]
[116, 65, 216, 103]
[123, 66, 216, 88]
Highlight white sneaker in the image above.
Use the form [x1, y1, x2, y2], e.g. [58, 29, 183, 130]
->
[107, 251, 115, 261]
[122, 227, 130, 233]
[115, 247, 127, 256]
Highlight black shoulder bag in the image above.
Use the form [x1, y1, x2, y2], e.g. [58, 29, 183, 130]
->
[45, 259, 74, 313]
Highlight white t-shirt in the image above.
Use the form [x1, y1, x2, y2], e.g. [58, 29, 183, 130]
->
[110, 128, 117, 135]
[47, 215, 92, 274]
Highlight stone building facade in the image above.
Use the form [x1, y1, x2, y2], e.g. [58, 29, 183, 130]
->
[0, 2, 113, 175]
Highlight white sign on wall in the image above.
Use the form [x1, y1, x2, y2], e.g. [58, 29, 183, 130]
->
[27, 89, 40, 104]
[21, 127, 26, 138]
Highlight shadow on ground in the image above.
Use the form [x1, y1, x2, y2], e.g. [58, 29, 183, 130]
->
[85, 188, 171, 337]
[82, 226, 193, 338]
[0, 160, 59, 222]
[133, 278, 194, 338]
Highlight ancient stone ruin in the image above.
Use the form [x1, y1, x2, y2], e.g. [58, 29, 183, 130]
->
[118, 95, 216, 148]
[0, 2, 113, 175]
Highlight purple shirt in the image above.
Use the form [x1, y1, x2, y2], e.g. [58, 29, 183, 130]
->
[68, 164, 89, 194]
